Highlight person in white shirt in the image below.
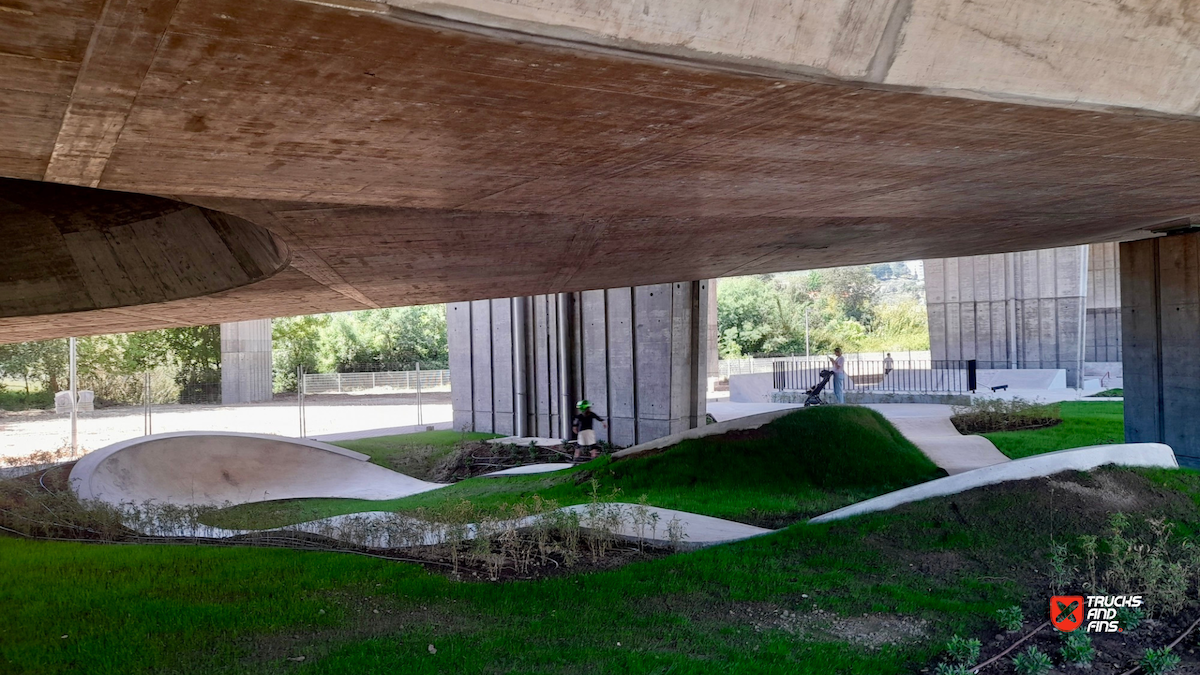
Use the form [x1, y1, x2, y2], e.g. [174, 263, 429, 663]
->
[884, 353, 894, 375]
[828, 347, 846, 404]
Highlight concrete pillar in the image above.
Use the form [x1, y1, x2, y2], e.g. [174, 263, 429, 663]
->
[1121, 232, 1200, 467]
[220, 319, 273, 403]
[1085, 242, 1122, 364]
[707, 279, 719, 380]
[449, 281, 708, 445]
[925, 246, 1089, 386]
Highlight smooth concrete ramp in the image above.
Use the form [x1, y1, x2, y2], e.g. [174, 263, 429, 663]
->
[811, 443, 1178, 524]
[70, 432, 445, 507]
[865, 404, 1010, 475]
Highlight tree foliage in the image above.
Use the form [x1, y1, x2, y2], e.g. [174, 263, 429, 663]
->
[717, 264, 929, 358]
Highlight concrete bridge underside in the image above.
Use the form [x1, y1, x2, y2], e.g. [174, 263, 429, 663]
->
[4, 0, 1200, 342]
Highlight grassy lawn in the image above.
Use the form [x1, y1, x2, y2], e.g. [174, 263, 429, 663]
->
[1089, 388, 1123, 397]
[0, 388, 54, 411]
[983, 401, 1124, 460]
[8, 465, 1200, 674]
[332, 430, 501, 479]
[205, 407, 945, 530]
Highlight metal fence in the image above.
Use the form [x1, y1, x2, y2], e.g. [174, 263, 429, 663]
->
[302, 369, 449, 394]
[772, 359, 977, 394]
[719, 351, 932, 378]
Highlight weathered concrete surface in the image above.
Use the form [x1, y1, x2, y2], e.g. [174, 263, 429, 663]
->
[70, 432, 445, 506]
[1121, 231, 1200, 468]
[3, 0, 1200, 341]
[810, 442, 1179, 523]
[925, 247, 1090, 386]
[450, 282, 708, 446]
[220, 319, 273, 404]
[1086, 242, 1123, 363]
[384, 0, 1200, 116]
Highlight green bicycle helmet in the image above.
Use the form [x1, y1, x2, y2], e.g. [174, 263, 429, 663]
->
[576, 400, 591, 410]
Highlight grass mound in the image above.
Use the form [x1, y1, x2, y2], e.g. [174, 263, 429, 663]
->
[10, 466, 1200, 674]
[611, 406, 942, 491]
[207, 407, 943, 530]
[983, 401, 1124, 460]
[334, 430, 499, 480]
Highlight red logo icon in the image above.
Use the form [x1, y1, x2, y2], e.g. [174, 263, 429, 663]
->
[1051, 596, 1085, 631]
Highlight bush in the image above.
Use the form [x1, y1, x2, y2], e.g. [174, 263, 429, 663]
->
[1060, 630, 1095, 666]
[951, 398, 1061, 434]
[1011, 646, 1052, 675]
[1115, 605, 1144, 631]
[996, 605, 1024, 632]
[943, 635, 981, 666]
[933, 664, 970, 675]
[1140, 647, 1181, 674]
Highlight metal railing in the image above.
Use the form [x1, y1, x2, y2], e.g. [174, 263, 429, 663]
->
[772, 359, 977, 394]
[302, 369, 450, 394]
[720, 351, 932, 378]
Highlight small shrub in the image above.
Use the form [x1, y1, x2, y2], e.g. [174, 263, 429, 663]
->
[1059, 630, 1095, 667]
[933, 664, 970, 675]
[943, 635, 981, 666]
[1011, 646, 1053, 675]
[950, 398, 1061, 434]
[1115, 605, 1144, 631]
[1139, 647, 1181, 674]
[996, 605, 1024, 632]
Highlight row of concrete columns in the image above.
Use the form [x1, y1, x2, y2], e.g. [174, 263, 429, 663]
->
[448, 281, 709, 446]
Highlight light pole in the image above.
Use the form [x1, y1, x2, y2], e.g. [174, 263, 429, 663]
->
[69, 337, 77, 456]
[804, 306, 810, 360]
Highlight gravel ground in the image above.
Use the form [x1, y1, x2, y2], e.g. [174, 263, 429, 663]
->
[0, 391, 452, 464]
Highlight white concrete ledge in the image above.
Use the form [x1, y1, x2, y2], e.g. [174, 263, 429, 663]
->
[809, 443, 1178, 524]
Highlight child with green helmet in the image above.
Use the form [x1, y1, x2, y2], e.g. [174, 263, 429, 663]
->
[572, 399, 607, 461]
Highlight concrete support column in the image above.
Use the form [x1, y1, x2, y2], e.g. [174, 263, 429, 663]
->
[220, 319, 273, 404]
[925, 246, 1089, 386]
[449, 281, 709, 445]
[1086, 242, 1122, 363]
[1121, 232, 1200, 467]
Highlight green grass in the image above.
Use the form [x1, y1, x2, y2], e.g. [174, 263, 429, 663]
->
[332, 430, 500, 479]
[983, 401, 1124, 460]
[1089, 388, 1123, 398]
[0, 388, 53, 411]
[206, 407, 945, 530]
[10, 464, 1199, 675]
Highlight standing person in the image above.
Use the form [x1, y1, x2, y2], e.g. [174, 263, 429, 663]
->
[572, 400, 607, 461]
[827, 347, 846, 404]
[883, 352, 894, 375]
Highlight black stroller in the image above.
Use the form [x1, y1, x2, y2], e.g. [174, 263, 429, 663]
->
[803, 369, 835, 407]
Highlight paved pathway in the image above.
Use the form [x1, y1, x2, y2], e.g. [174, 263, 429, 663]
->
[864, 404, 1010, 474]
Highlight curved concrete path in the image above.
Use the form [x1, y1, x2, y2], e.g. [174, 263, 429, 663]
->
[811, 443, 1177, 523]
[70, 432, 445, 507]
[864, 404, 1010, 474]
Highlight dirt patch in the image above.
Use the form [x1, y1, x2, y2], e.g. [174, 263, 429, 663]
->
[972, 613, 1200, 674]
[703, 602, 927, 649]
[429, 441, 601, 481]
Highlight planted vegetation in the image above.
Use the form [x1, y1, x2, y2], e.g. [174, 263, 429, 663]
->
[950, 398, 1061, 435]
[983, 401, 1125, 459]
[209, 406, 945, 530]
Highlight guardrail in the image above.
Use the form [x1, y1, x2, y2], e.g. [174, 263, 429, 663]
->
[302, 369, 450, 394]
[772, 359, 977, 394]
[720, 351, 932, 378]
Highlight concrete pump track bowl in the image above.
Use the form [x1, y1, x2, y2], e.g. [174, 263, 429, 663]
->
[67, 425, 1181, 551]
